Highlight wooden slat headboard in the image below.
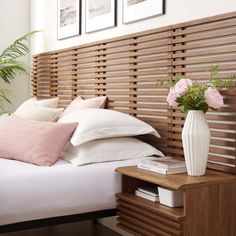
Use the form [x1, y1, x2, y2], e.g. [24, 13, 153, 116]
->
[32, 12, 236, 174]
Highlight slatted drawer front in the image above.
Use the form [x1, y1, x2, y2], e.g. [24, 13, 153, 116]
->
[116, 193, 184, 236]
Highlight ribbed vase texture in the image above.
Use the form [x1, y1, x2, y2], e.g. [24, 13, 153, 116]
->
[182, 110, 211, 176]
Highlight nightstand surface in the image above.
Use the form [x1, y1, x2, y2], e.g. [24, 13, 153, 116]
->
[116, 166, 236, 190]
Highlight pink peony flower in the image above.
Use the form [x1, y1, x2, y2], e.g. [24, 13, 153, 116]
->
[204, 87, 223, 109]
[167, 87, 179, 107]
[174, 78, 192, 96]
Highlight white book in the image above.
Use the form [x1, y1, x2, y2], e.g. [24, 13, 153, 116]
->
[140, 157, 186, 170]
[138, 163, 187, 174]
[138, 186, 159, 197]
[135, 190, 159, 202]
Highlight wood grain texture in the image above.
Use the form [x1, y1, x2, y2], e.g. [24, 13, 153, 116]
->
[117, 206, 183, 235]
[32, 11, 236, 174]
[218, 182, 236, 235]
[184, 185, 220, 236]
[116, 193, 184, 221]
[117, 212, 179, 236]
[116, 166, 236, 190]
[117, 200, 182, 230]
[184, 182, 236, 236]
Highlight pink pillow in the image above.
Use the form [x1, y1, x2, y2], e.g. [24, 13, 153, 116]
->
[60, 96, 107, 117]
[0, 115, 77, 166]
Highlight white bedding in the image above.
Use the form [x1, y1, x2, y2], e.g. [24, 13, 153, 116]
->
[0, 157, 145, 226]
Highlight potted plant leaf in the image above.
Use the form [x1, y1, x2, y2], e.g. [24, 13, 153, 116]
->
[0, 31, 37, 114]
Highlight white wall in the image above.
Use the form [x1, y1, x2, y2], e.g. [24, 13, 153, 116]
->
[0, 0, 31, 112]
[31, 0, 236, 55]
[0, 1, 235, 111]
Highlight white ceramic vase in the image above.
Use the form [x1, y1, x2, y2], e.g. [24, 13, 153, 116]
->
[182, 110, 211, 176]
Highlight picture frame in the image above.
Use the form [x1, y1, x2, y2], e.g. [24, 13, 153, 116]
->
[123, 0, 165, 24]
[57, 0, 81, 40]
[85, 0, 117, 33]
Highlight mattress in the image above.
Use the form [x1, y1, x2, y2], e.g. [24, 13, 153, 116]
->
[0, 157, 145, 226]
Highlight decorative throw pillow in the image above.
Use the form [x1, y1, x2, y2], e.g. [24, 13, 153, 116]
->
[60, 96, 107, 117]
[14, 103, 63, 121]
[60, 137, 164, 166]
[58, 108, 160, 146]
[19, 97, 59, 108]
[0, 115, 77, 166]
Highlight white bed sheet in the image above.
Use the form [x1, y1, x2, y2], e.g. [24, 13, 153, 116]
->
[0, 157, 145, 226]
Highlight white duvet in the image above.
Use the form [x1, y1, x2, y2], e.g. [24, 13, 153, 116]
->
[0, 157, 143, 226]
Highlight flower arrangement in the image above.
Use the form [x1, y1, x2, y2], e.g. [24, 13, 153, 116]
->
[166, 65, 235, 114]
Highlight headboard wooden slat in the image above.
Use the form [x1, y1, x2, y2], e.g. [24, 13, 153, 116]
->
[171, 12, 236, 174]
[32, 11, 236, 174]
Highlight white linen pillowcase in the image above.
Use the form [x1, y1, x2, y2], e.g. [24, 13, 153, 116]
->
[60, 96, 107, 118]
[60, 137, 164, 166]
[14, 103, 63, 122]
[19, 97, 59, 108]
[58, 108, 161, 146]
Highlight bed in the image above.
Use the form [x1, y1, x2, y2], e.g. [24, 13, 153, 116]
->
[1, 11, 236, 233]
[0, 157, 147, 227]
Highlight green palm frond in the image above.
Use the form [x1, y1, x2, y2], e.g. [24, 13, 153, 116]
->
[0, 89, 12, 114]
[0, 31, 38, 60]
[0, 31, 38, 113]
[0, 30, 38, 84]
[0, 59, 27, 83]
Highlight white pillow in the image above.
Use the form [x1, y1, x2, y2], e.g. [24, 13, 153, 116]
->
[60, 96, 107, 118]
[21, 97, 59, 108]
[60, 137, 164, 166]
[0, 113, 9, 122]
[14, 103, 63, 122]
[58, 108, 160, 146]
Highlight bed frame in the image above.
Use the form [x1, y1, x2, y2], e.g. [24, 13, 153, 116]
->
[0, 210, 116, 233]
[1, 11, 235, 233]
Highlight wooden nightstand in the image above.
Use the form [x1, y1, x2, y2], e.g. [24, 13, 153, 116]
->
[115, 166, 236, 236]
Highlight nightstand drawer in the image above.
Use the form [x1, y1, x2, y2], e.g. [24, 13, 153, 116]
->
[116, 193, 184, 236]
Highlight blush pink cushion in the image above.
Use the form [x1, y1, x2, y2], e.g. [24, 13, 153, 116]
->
[60, 96, 107, 117]
[0, 115, 77, 166]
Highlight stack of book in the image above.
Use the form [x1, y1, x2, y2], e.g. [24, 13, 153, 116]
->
[138, 157, 186, 174]
[135, 186, 159, 202]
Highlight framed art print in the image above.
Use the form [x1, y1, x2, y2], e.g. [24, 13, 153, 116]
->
[85, 0, 117, 33]
[57, 0, 81, 39]
[123, 0, 165, 24]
